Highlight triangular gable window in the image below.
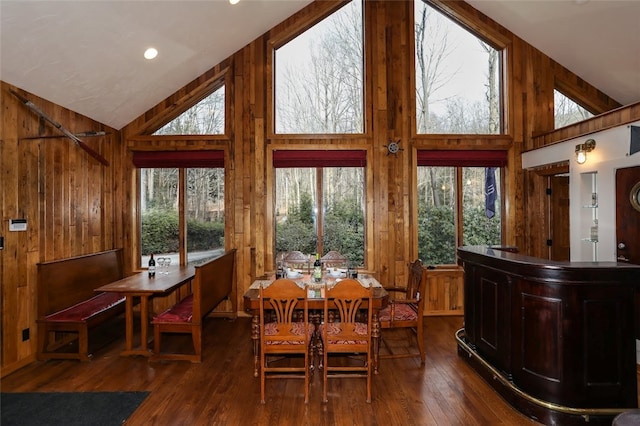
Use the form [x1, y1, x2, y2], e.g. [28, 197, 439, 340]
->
[154, 85, 225, 135]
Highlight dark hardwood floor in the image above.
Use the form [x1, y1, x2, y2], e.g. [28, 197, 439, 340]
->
[2, 316, 543, 425]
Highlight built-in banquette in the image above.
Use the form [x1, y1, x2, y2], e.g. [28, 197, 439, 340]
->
[456, 245, 640, 425]
[37, 249, 126, 361]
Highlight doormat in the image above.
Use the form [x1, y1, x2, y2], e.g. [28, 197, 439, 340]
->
[1, 391, 149, 426]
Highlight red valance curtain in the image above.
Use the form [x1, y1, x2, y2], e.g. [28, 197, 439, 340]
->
[273, 150, 366, 168]
[417, 150, 507, 167]
[132, 151, 224, 168]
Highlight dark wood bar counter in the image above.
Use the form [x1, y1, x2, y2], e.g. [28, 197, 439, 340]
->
[456, 246, 640, 425]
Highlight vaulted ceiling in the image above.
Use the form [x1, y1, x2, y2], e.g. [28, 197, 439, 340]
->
[1, 0, 639, 130]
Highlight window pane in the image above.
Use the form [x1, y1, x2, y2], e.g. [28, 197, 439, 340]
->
[140, 168, 179, 267]
[462, 167, 501, 246]
[154, 86, 225, 135]
[275, 0, 363, 134]
[417, 166, 456, 264]
[554, 89, 594, 128]
[415, 1, 501, 134]
[322, 167, 365, 266]
[275, 168, 318, 255]
[275, 166, 365, 266]
[186, 168, 225, 265]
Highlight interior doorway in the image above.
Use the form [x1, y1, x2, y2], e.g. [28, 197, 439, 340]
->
[549, 174, 570, 261]
[616, 166, 640, 340]
[616, 165, 640, 265]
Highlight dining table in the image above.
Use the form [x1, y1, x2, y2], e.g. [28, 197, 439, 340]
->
[243, 273, 389, 376]
[95, 265, 195, 357]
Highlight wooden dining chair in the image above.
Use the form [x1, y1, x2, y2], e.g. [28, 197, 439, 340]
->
[319, 278, 373, 403]
[321, 250, 348, 269]
[378, 259, 427, 364]
[259, 278, 314, 404]
[282, 251, 311, 275]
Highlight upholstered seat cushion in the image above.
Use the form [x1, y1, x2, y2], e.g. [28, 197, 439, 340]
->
[264, 321, 315, 344]
[44, 292, 125, 322]
[153, 295, 194, 323]
[319, 322, 368, 344]
[378, 303, 418, 322]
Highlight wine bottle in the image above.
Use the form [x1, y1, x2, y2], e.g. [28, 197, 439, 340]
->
[313, 253, 322, 282]
[148, 253, 156, 278]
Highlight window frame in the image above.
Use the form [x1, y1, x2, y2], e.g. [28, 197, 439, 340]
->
[553, 87, 595, 129]
[132, 149, 230, 269]
[266, 0, 370, 140]
[411, 0, 511, 138]
[152, 85, 227, 136]
[415, 149, 506, 266]
[266, 145, 373, 271]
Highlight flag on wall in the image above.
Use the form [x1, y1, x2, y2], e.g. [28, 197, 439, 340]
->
[630, 125, 640, 156]
[485, 167, 496, 219]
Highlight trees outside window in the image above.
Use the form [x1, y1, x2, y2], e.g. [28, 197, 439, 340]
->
[415, 0, 502, 134]
[140, 167, 225, 267]
[275, 166, 365, 266]
[153, 86, 225, 135]
[274, 0, 363, 134]
[417, 166, 501, 265]
[554, 89, 594, 128]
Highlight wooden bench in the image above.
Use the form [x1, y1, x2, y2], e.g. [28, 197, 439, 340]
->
[151, 249, 236, 363]
[37, 249, 126, 361]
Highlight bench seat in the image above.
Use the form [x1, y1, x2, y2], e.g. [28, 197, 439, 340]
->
[45, 292, 125, 323]
[151, 249, 235, 363]
[153, 295, 194, 323]
[37, 249, 126, 361]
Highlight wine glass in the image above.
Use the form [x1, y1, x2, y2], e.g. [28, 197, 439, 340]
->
[156, 257, 166, 275]
[164, 257, 172, 274]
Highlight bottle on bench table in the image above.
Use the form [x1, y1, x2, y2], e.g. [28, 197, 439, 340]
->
[148, 253, 156, 278]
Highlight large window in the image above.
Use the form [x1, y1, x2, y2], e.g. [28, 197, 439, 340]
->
[274, 0, 363, 134]
[415, 1, 502, 134]
[554, 89, 594, 128]
[274, 150, 365, 266]
[135, 152, 225, 267]
[417, 151, 505, 265]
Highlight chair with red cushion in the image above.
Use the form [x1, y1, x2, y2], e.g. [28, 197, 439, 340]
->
[319, 278, 373, 403]
[378, 259, 427, 364]
[259, 278, 314, 404]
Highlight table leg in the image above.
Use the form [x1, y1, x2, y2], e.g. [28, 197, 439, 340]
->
[139, 295, 150, 353]
[124, 296, 135, 353]
[251, 314, 260, 377]
[121, 295, 152, 357]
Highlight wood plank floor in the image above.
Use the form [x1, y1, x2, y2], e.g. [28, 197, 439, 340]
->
[2, 316, 543, 425]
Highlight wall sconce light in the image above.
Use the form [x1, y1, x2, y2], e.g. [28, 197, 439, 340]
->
[575, 139, 596, 164]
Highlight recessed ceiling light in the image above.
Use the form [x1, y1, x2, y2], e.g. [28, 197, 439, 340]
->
[144, 47, 158, 60]
[229, 0, 240, 4]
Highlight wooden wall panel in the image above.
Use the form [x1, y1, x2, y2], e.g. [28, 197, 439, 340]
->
[2, 0, 627, 375]
[1, 82, 121, 376]
[424, 267, 464, 316]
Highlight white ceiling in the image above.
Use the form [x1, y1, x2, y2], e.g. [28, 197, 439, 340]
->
[1, 0, 639, 130]
[466, 0, 640, 107]
[0, 0, 314, 129]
